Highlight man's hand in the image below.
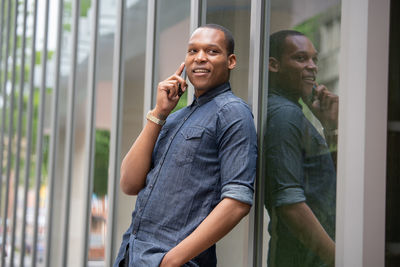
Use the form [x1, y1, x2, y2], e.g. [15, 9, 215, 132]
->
[153, 63, 187, 120]
[159, 198, 250, 267]
[305, 84, 339, 131]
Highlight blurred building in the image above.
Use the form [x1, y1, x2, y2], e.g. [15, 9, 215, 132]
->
[0, 0, 397, 266]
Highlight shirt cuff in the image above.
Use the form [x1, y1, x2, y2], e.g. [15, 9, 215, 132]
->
[273, 187, 306, 207]
[221, 184, 254, 206]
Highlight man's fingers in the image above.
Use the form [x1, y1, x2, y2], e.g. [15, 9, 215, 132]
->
[175, 62, 185, 76]
[314, 85, 329, 109]
[159, 80, 177, 97]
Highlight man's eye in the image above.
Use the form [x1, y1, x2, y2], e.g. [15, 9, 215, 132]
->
[188, 49, 197, 54]
[296, 56, 306, 61]
[208, 50, 219, 54]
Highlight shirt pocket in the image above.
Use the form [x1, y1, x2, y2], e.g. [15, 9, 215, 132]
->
[174, 126, 205, 166]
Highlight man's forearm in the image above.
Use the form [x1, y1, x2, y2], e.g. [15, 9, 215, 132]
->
[160, 198, 251, 267]
[120, 118, 162, 195]
[278, 202, 335, 266]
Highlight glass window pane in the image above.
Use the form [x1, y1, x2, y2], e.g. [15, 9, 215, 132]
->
[205, 1, 252, 266]
[115, 0, 149, 263]
[85, 0, 117, 264]
[206, 0, 251, 102]
[264, 1, 341, 266]
[153, 0, 190, 110]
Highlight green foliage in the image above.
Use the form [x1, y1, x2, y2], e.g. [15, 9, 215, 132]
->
[81, 0, 91, 17]
[93, 129, 110, 196]
[62, 0, 90, 31]
[63, 23, 71, 32]
[171, 90, 188, 113]
[64, 1, 72, 16]
[293, 14, 321, 51]
[35, 51, 41, 65]
[48, 51, 54, 61]
[35, 51, 55, 65]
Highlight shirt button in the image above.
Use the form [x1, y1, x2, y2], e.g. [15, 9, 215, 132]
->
[133, 230, 137, 235]
[149, 184, 153, 189]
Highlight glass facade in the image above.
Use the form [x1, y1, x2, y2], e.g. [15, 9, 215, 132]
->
[264, 1, 340, 266]
[0, 0, 393, 266]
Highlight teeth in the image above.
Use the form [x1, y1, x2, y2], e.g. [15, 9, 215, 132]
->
[194, 69, 209, 73]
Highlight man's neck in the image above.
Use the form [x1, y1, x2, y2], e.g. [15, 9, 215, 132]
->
[194, 82, 228, 98]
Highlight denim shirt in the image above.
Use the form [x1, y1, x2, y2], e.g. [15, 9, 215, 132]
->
[114, 82, 257, 267]
[264, 89, 336, 267]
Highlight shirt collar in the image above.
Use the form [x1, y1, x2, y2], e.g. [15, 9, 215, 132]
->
[192, 82, 231, 106]
[269, 87, 302, 108]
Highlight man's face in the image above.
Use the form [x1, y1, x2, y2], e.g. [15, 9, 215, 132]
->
[271, 35, 318, 99]
[185, 28, 236, 96]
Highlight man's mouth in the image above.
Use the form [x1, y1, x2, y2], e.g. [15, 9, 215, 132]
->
[193, 68, 210, 73]
[303, 76, 315, 82]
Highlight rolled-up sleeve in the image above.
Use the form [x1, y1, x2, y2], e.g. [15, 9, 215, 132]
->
[265, 104, 307, 208]
[221, 183, 254, 205]
[217, 101, 257, 206]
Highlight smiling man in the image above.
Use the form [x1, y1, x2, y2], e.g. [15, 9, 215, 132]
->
[114, 24, 257, 267]
[264, 30, 338, 267]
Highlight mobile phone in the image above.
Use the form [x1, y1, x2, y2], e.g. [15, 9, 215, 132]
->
[306, 83, 317, 103]
[311, 83, 317, 99]
[178, 66, 186, 97]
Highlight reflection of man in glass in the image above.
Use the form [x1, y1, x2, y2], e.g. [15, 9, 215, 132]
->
[114, 24, 257, 267]
[264, 30, 338, 267]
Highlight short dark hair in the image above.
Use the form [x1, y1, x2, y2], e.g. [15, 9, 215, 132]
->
[200, 24, 235, 55]
[269, 30, 305, 59]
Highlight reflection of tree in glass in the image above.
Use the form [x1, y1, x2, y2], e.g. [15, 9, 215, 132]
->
[93, 129, 110, 197]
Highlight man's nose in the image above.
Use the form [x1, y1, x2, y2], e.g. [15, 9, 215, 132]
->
[306, 59, 318, 72]
[194, 50, 207, 62]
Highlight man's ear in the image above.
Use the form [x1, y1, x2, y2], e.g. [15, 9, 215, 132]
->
[228, 54, 237, 70]
[269, 57, 280, 72]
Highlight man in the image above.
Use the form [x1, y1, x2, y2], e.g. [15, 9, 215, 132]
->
[114, 24, 257, 267]
[264, 30, 338, 267]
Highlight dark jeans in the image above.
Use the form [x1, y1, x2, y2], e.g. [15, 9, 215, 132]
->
[119, 245, 129, 267]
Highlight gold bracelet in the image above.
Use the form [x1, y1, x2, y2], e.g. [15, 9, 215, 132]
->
[146, 111, 166, 126]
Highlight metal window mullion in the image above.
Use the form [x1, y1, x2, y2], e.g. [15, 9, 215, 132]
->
[336, 0, 390, 266]
[1, 0, 19, 265]
[81, 0, 100, 265]
[249, 0, 270, 266]
[105, 0, 125, 265]
[189, 0, 206, 31]
[10, 0, 29, 265]
[142, 0, 156, 126]
[60, 0, 80, 265]
[44, 0, 64, 266]
[20, 0, 38, 265]
[188, 0, 206, 105]
[0, 0, 12, 226]
[31, 0, 50, 265]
